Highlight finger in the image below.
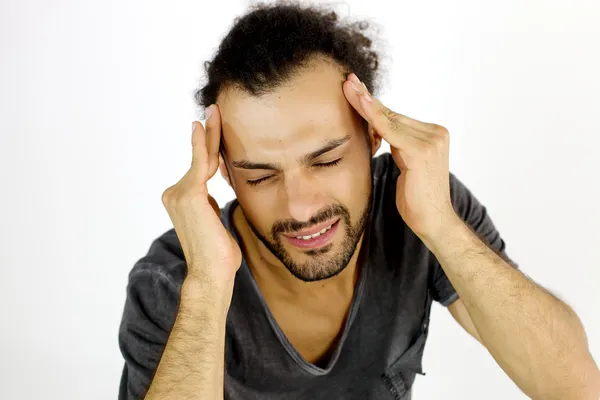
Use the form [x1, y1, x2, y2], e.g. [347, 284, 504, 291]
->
[343, 80, 423, 150]
[342, 78, 370, 122]
[347, 73, 432, 130]
[191, 120, 209, 178]
[204, 104, 222, 177]
[344, 73, 439, 137]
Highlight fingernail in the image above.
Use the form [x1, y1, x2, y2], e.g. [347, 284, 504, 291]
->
[350, 81, 360, 92]
[191, 121, 196, 132]
[205, 105, 213, 120]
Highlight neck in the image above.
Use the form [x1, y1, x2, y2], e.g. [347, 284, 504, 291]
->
[232, 204, 365, 301]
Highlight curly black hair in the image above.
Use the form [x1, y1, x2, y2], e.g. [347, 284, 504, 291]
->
[194, 1, 382, 118]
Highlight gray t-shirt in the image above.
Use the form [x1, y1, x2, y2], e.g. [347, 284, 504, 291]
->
[118, 153, 518, 399]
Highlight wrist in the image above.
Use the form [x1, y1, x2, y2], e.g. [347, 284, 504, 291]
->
[182, 272, 235, 312]
[419, 211, 468, 253]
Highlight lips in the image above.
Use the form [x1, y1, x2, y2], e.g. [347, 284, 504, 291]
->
[282, 217, 341, 238]
[284, 219, 340, 250]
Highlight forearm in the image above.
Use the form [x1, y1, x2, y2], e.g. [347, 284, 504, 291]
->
[423, 215, 600, 399]
[144, 275, 232, 400]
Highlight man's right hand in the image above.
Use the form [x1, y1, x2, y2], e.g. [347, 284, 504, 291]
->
[161, 104, 242, 284]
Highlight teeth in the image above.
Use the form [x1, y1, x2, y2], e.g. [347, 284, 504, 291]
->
[295, 223, 334, 240]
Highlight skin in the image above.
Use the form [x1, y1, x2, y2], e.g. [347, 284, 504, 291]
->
[217, 58, 380, 286]
[207, 56, 600, 396]
[343, 70, 600, 398]
[214, 57, 382, 363]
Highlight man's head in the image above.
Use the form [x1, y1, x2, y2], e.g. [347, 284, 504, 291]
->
[194, 2, 382, 282]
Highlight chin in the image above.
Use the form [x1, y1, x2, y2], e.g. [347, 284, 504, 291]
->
[285, 260, 348, 282]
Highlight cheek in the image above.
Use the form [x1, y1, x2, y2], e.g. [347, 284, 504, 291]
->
[327, 148, 372, 202]
[328, 166, 371, 208]
[322, 168, 355, 198]
[236, 190, 278, 232]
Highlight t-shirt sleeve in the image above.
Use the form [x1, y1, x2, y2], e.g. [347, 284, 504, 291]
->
[118, 268, 180, 400]
[430, 172, 519, 307]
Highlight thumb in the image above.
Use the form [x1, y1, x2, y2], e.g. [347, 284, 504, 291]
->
[204, 104, 222, 177]
[390, 146, 408, 171]
[190, 121, 210, 180]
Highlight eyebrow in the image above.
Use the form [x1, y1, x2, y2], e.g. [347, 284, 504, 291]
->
[231, 135, 351, 170]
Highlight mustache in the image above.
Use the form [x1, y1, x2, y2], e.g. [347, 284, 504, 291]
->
[271, 204, 349, 236]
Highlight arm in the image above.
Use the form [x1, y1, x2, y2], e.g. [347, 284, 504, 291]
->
[118, 265, 231, 400]
[447, 298, 483, 345]
[340, 74, 600, 399]
[136, 108, 240, 399]
[143, 275, 231, 400]
[423, 217, 600, 400]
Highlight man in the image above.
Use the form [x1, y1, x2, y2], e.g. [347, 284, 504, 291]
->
[118, 3, 600, 399]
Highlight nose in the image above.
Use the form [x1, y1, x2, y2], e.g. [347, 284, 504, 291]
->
[283, 171, 328, 224]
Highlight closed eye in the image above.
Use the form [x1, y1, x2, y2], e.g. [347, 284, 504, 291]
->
[314, 158, 342, 168]
[246, 158, 343, 187]
[246, 175, 273, 186]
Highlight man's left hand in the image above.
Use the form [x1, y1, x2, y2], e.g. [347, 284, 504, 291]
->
[343, 73, 458, 240]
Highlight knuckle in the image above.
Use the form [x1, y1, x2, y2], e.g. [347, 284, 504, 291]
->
[161, 188, 173, 204]
[387, 118, 399, 132]
[382, 109, 401, 131]
[432, 134, 445, 146]
[417, 140, 430, 154]
[383, 108, 397, 121]
[432, 124, 449, 136]
[437, 132, 450, 149]
[373, 106, 386, 120]
[162, 184, 186, 206]
[423, 136, 446, 155]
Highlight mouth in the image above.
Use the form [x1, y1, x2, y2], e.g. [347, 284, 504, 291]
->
[283, 218, 341, 250]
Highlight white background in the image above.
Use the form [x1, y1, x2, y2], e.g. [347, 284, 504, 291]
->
[1, 0, 599, 399]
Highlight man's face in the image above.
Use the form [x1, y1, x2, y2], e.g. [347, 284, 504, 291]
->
[218, 59, 377, 282]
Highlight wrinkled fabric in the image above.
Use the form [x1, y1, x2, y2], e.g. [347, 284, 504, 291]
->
[118, 153, 518, 399]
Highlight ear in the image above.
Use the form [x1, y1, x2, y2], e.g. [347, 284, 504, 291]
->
[368, 123, 382, 156]
[219, 154, 232, 187]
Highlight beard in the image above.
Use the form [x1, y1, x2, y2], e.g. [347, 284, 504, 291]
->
[240, 177, 373, 283]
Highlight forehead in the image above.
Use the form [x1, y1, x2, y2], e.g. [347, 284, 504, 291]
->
[217, 60, 361, 157]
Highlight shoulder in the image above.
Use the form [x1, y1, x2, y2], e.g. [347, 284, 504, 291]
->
[128, 228, 187, 290]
